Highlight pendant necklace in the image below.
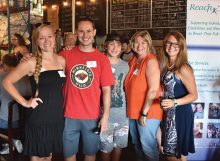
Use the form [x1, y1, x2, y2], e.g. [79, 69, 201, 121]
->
[136, 55, 147, 64]
[136, 59, 142, 65]
[168, 62, 175, 69]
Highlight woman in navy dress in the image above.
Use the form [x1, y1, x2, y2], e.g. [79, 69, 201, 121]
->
[2, 24, 66, 160]
[159, 31, 197, 161]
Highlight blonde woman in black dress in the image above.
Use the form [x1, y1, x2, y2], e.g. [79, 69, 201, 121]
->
[3, 24, 66, 161]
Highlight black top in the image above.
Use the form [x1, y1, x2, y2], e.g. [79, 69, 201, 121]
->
[23, 70, 65, 157]
[120, 49, 136, 61]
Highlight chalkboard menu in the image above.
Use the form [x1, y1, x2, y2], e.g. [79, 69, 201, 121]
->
[111, 0, 186, 40]
[60, 0, 73, 34]
[75, 0, 106, 35]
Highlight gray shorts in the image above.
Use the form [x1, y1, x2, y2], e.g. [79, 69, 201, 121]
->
[62, 117, 100, 158]
[100, 119, 129, 153]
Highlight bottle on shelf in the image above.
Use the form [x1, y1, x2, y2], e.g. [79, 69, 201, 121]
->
[57, 29, 61, 37]
[98, 41, 102, 51]
[102, 41, 105, 52]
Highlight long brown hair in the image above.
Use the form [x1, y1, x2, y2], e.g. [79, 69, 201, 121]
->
[160, 31, 189, 73]
[14, 33, 26, 46]
[32, 24, 55, 97]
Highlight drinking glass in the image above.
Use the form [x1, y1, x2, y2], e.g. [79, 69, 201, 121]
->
[158, 91, 169, 110]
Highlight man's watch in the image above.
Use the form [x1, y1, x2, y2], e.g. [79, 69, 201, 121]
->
[173, 99, 177, 108]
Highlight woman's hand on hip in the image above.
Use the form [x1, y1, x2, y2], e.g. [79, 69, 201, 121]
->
[24, 97, 43, 109]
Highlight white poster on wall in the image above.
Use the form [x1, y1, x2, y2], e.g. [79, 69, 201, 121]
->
[186, 0, 220, 160]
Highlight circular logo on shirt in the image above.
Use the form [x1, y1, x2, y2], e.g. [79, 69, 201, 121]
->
[70, 64, 94, 89]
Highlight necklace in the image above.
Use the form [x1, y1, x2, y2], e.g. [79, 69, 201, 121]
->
[136, 55, 147, 64]
[136, 59, 142, 64]
[168, 62, 175, 68]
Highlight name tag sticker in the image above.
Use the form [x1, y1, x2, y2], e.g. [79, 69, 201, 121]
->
[87, 61, 97, 67]
[133, 69, 139, 75]
[58, 71, 66, 77]
[111, 67, 115, 73]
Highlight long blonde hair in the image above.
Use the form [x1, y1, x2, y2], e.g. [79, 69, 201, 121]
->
[159, 31, 189, 73]
[32, 24, 55, 97]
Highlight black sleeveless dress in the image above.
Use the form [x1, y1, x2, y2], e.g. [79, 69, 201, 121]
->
[23, 70, 65, 157]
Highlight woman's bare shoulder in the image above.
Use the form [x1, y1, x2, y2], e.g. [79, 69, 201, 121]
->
[146, 57, 160, 69]
[57, 54, 66, 61]
[57, 54, 66, 70]
[25, 56, 37, 64]
[179, 64, 193, 74]
[178, 64, 194, 80]
[21, 45, 28, 51]
[19, 56, 36, 74]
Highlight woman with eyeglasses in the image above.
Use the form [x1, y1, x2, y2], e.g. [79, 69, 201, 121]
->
[11, 33, 29, 62]
[2, 23, 66, 160]
[159, 31, 197, 161]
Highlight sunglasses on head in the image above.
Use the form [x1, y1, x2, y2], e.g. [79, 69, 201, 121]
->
[35, 22, 51, 28]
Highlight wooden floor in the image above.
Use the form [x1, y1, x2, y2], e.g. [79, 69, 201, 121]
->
[0, 138, 212, 161]
[0, 150, 212, 161]
[0, 147, 166, 161]
[0, 136, 164, 161]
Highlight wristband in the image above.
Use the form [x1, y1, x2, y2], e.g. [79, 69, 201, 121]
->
[141, 111, 148, 117]
[173, 99, 177, 108]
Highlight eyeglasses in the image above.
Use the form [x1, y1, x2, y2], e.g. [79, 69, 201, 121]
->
[165, 41, 180, 48]
[35, 21, 51, 28]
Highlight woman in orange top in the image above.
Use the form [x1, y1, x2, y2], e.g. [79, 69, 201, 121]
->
[124, 30, 162, 161]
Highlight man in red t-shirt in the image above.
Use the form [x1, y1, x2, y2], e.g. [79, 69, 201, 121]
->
[60, 18, 115, 161]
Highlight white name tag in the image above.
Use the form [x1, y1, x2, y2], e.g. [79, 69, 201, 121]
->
[133, 69, 139, 75]
[111, 67, 115, 73]
[87, 61, 97, 67]
[58, 71, 66, 77]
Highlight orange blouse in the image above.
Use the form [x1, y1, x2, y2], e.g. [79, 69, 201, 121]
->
[124, 53, 163, 120]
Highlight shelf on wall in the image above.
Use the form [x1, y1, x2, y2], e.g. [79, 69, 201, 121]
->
[0, 5, 8, 11]
[0, 45, 9, 48]
[0, 5, 29, 15]
[0, 1, 31, 53]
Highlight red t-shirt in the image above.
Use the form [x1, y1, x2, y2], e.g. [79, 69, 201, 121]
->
[59, 46, 115, 119]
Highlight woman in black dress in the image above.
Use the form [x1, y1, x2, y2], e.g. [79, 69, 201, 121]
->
[3, 24, 66, 160]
